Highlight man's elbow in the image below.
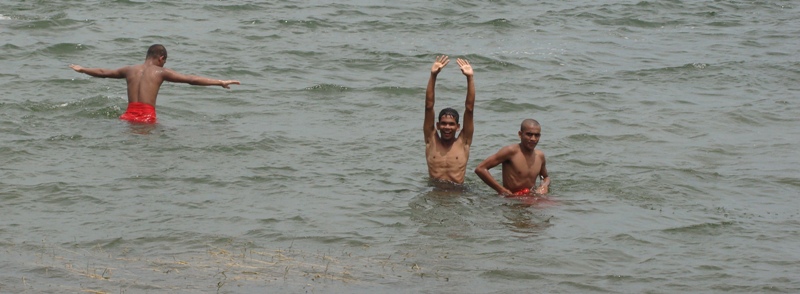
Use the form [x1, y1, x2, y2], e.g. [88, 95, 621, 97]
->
[188, 78, 203, 85]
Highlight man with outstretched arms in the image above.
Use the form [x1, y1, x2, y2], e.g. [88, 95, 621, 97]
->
[424, 55, 475, 184]
[475, 119, 550, 196]
[70, 44, 240, 124]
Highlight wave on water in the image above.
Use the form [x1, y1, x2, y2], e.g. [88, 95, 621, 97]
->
[18, 95, 121, 116]
[39, 43, 89, 56]
[304, 83, 350, 92]
[484, 98, 547, 113]
[5, 13, 86, 31]
[0, 96, 124, 133]
[202, 3, 271, 12]
[467, 18, 517, 29]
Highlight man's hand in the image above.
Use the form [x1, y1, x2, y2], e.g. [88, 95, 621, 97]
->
[457, 58, 473, 77]
[220, 80, 241, 89]
[431, 55, 449, 75]
[69, 64, 84, 73]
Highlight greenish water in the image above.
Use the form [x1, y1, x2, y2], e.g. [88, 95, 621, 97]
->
[1, 1, 799, 293]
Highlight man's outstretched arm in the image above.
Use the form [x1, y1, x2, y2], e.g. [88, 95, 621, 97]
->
[457, 58, 475, 146]
[70, 64, 127, 79]
[162, 68, 240, 89]
[424, 55, 449, 143]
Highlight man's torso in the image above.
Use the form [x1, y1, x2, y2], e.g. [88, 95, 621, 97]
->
[425, 135, 469, 184]
[501, 146, 543, 192]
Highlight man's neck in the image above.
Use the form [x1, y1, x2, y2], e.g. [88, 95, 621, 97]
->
[438, 135, 457, 147]
[144, 57, 164, 67]
[519, 144, 535, 154]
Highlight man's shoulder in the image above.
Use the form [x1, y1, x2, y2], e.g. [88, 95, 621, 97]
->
[493, 144, 520, 158]
[454, 135, 472, 147]
[505, 143, 522, 152]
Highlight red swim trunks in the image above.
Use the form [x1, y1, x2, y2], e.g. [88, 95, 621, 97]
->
[512, 188, 531, 196]
[119, 102, 157, 124]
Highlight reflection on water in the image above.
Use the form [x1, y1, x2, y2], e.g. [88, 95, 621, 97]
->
[127, 122, 159, 135]
[426, 178, 472, 194]
[503, 194, 559, 208]
[500, 199, 554, 235]
[410, 179, 556, 238]
[408, 183, 475, 238]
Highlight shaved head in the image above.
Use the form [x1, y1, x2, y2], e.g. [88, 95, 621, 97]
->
[520, 119, 540, 131]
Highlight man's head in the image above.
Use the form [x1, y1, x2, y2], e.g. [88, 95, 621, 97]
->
[518, 119, 541, 151]
[436, 108, 460, 141]
[146, 44, 168, 66]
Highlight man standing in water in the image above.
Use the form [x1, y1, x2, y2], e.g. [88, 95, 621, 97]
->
[475, 119, 550, 196]
[424, 55, 475, 184]
[69, 44, 240, 123]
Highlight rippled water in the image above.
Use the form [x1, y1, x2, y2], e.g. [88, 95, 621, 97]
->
[1, 1, 799, 293]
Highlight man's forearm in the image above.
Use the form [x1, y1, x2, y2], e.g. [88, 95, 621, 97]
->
[425, 73, 438, 109]
[464, 76, 475, 112]
[188, 76, 224, 87]
[537, 176, 550, 194]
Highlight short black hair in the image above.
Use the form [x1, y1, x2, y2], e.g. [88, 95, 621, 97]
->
[438, 108, 460, 123]
[146, 44, 167, 59]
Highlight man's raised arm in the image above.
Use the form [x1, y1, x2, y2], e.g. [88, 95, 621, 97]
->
[424, 55, 449, 143]
[69, 64, 127, 79]
[457, 58, 475, 146]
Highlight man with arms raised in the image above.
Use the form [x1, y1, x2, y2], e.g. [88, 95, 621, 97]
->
[70, 44, 240, 124]
[424, 55, 475, 184]
[475, 119, 550, 196]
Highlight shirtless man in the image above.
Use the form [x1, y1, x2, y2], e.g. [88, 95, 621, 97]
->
[424, 55, 475, 184]
[69, 44, 240, 123]
[475, 119, 550, 196]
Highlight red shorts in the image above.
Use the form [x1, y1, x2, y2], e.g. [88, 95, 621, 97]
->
[119, 102, 157, 124]
[512, 188, 531, 196]
[507, 188, 556, 207]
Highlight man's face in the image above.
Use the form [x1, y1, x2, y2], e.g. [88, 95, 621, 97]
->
[436, 115, 460, 141]
[518, 125, 541, 150]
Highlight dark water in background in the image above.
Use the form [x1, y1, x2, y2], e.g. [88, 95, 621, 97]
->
[1, 1, 799, 293]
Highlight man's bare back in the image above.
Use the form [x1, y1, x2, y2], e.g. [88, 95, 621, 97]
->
[70, 44, 239, 122]
[423, 55, 475, 184]
[121, 63, 165, 106]
[475, 119, 550, 195]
